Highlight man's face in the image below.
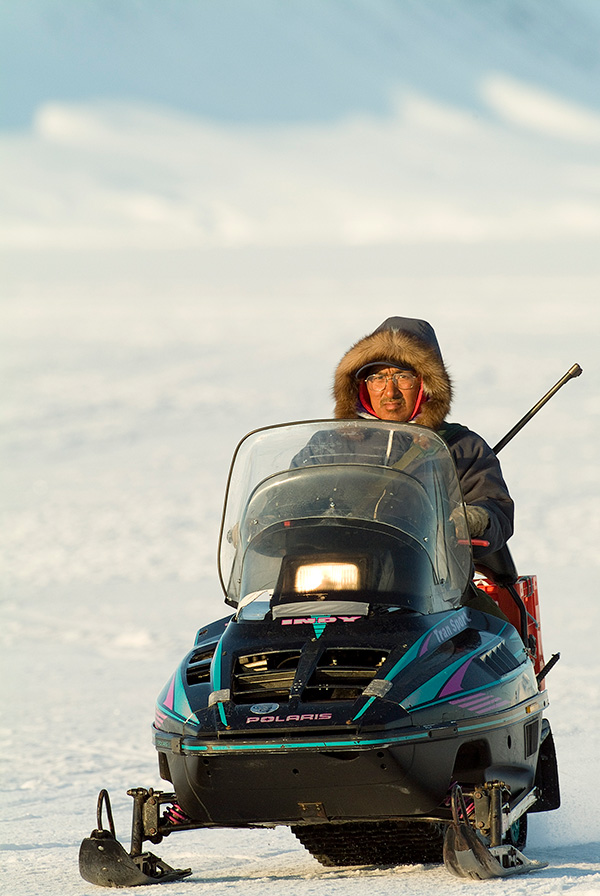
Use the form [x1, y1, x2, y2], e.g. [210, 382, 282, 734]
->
[365, 366, 422, 422]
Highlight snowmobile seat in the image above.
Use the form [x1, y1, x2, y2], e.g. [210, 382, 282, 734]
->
[473, 544, 518, 587]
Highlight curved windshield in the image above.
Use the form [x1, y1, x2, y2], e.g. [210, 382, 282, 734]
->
[219, 421, 471, 615]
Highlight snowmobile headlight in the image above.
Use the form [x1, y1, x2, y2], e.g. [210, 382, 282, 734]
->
[294, 562, 360, 592]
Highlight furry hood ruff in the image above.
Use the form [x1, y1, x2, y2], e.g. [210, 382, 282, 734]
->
[333, 317, 452, 430]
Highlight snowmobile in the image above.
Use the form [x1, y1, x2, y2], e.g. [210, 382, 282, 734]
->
[80, 366, 581, 886]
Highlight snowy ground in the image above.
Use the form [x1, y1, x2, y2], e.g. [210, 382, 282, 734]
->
[2, 247, 599, 895]
[2, 3, 600, 892]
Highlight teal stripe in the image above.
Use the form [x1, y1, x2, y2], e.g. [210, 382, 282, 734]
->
[217, 702, 228, 727]
[384, 624, 439, 680]
[346, 625, 443, 723]
[406, 663, 531, 712]
[211, 636, 224, 691]
[384, 616, 510, 686]
[177, 705, 533, 754]
[181, 731, 430, 753]
[158, 704, 188, 724]
[459, 705, 538, 733]
[352, 695, 376, 722]
[350, 619, 516, 723]
[401, 634, 504, 708]
[174, 669, 197, 722]
[382, 609, 473, 683]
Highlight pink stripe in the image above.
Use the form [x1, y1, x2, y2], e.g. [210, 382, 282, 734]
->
[163, 675, 176, 711]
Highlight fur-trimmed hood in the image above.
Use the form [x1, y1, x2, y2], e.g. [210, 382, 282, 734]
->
[333, 316, 452, 430]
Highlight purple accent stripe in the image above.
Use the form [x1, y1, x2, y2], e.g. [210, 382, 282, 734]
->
[453, 694, 490, 706]
[463, 699, 500, 710]
[419, 634, 433, 656]
[450, 694, 511, 712]
[438, 658, 474, 697]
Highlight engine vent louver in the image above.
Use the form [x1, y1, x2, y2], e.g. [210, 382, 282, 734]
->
[186, 646, 216, 685]
[231, 650, 303, 703]
[475, 642, 520, 678]
[303, 648, 389, 702]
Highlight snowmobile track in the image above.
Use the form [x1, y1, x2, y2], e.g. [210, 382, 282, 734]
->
[291, 819, 446, 867]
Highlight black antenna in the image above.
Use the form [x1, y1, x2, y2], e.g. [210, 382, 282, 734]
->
[493, 363, 583, 455]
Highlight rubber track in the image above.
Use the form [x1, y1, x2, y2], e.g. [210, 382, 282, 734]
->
[291, 820, 445, 867]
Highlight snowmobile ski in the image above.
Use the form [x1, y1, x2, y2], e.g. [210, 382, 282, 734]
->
[78, 789, 191, 887]
[443, 783, 547, 879]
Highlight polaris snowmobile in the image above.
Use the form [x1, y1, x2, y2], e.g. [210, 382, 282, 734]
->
[80, 415, 564, 886]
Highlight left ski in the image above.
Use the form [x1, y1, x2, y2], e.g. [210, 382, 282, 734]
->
[78, 789, 192, 887]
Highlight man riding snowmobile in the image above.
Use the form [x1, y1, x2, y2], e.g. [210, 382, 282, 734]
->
[329, 316, 513, 560]
[79, 326, 579, 886]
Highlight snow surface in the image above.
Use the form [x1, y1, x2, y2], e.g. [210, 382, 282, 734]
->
[2, 2, 600, 894]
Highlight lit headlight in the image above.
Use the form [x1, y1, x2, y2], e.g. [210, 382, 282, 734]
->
[294, 562, 360, 592]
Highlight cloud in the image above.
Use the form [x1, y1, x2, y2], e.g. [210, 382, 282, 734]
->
[482, 74, 600, 143]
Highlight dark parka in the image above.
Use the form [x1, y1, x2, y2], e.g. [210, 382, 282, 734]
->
[333, 317, 514, 559]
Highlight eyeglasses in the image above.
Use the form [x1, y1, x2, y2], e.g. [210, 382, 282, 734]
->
[364, 371, 418, 391]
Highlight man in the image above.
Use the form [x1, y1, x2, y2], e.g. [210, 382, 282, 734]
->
[333, 316, 514, 560]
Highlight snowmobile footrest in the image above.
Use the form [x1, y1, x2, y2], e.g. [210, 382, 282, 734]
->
[79, 829, 192, 887]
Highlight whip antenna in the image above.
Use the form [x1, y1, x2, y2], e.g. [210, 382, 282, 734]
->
[493, 363, 582, 455]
